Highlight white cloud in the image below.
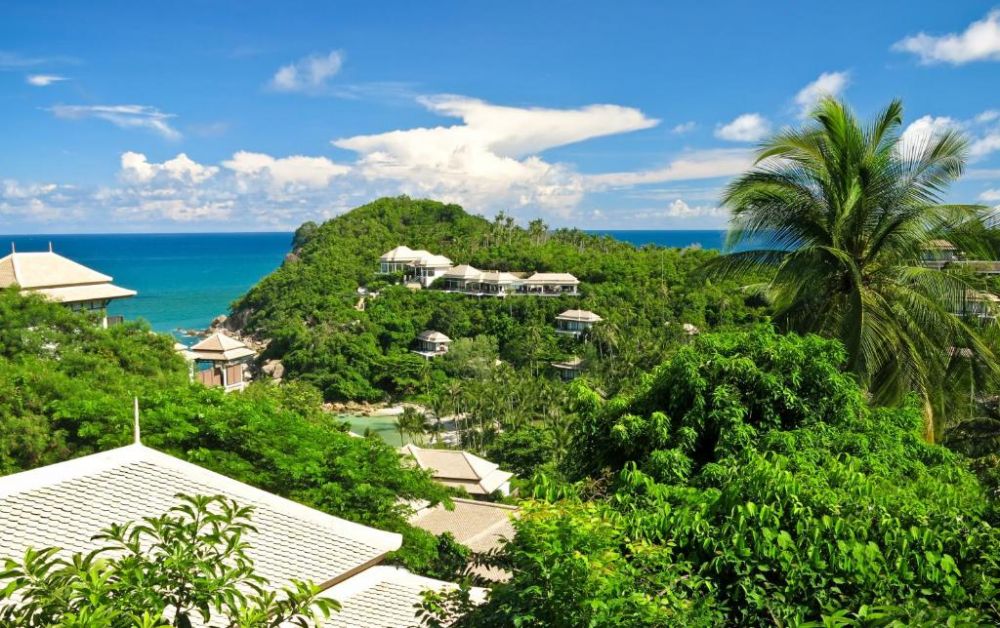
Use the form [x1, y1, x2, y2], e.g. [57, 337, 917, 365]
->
[794, 71, 850, 118]
[893, 10, 1000, 65]
[0, 179, 67, 221]
[47, 104, 181, 140]
[671, 121, 697, 134]
[664, 198, 726, 218]
[975, 110, 1000, 124]
[333, 95, 658, 213]
[714, 113, 770, 142]
[979, 189, 1000, 202]
[26, 74, 66, 86]
[587, 148, 752, 187]
[971, 131, 1000, 160]
[120, 152, 219, 184]
[222, 151, 350, 189]
[270, 50, 344, 93]
[899, 115, 959, 154]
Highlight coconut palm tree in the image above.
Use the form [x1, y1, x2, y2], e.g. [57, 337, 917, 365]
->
[712, 97, 998, 441]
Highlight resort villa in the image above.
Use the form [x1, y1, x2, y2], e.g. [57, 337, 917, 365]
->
[189, 332, 256, 392]
[0, 245, 136, 327]
[378, 246, 579, 296]
[409, 498, 518, 580]
[400, 444, 514, 498]
[921, 239, 962, 269]
[0, 442, 483, 626]
[555, 309, 603, 335]
[413, 330, 452, 358]
[551, 356, 586, 381]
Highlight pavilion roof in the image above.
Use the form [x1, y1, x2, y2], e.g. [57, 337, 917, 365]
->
[190, 332, 256, 362]
[400, 445, 513, 495]
[556, 309, 603, 323]
[0, 250, 136, 304]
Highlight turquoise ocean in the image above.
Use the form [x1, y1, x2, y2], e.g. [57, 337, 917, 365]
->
[3, 230, 727, 335]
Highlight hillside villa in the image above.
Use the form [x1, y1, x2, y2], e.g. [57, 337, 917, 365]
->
[555, 309, 603, 335]
[551, 356, 586, 381]
[379, 246, 579, 296]
[0, 244, 136, 328]
[413, 330, 452, 358]
[409, 498, 518, 580]
[400, 444, 513, 498]
[0, 442, 483, 626]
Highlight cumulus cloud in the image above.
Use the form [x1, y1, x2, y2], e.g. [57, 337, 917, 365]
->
[333, 95, 658, 213]
[270, 50, 344, 93]
[0, 179, 68, 221]
[714, 113, 770, 142]
[899, 115, 959, 154]
[222, 151, 350, 189]
[671, 121, 697, 134]
[893, 10, 1000, 65]
[47, 104, 181, 140]
[26, 74, 66, 86]
[120, 152, 219, 184]
[794, 71, 849, 118]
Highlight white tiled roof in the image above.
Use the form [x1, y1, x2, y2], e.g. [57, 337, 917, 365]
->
[379, 246, 421, 263]
[0, 251, 136, 304]
[411, 254, 453, 268]
[400, 445, 513, 495]
[442, 264, 482, 280]
[417, 330, 452, 343]
[479, 270, 520, 285]
[323, 566, 487, 627]
[524, 272, 579, 285]
[0, 445, 401, 592]
[555, 309, 603, 323]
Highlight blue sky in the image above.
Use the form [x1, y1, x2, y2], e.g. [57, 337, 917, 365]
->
[2, 1, 1000, 233]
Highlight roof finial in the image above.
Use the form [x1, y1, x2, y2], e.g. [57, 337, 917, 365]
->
[48, 241, 53, 253]
[10, 242, 14, 254]
[133, 396, 142, 445]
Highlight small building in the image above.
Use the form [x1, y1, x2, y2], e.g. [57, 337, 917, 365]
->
[0, 245, 136, 327]
[409, 254, 453, 287]
[379, 245, 425, 273]
[522, 272, 579, 296]
[189, 332, 256, 392]
[551, 356, 585, 381]
[0, 443, 482, 626]
[413, 330, 452, 358]
[921, 240, 961, 269]
[409, 498, 518, 581]
[555, 309, 603, 335]
[400, 444, 514, 498]
[442, 264, 483, 291]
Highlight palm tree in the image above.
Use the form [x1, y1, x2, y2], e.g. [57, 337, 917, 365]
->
[712, 97, 998, 441]
[396, 407, 428, 445]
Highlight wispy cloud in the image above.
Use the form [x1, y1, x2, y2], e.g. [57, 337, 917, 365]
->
[893, 10, 1000, 65]
[269, 50, 344, 93]
[0, 51, 47, 69]
[979, 189, 1000, 202]
[26, 74, 67, 86]
[47, 105, 181, 140]
[715, 113, 770, 142]
[587, 149, 752, 188]
[671, 121, 697, 134]
[794, 71, 849, 118]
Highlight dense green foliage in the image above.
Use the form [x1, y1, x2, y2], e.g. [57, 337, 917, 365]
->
[0, 494, 335, 627]
[462, 329, 1000, 626]
[712, 98, 998, 440]
[0, 287, 451, 572]
[232, 196, 763, 403]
